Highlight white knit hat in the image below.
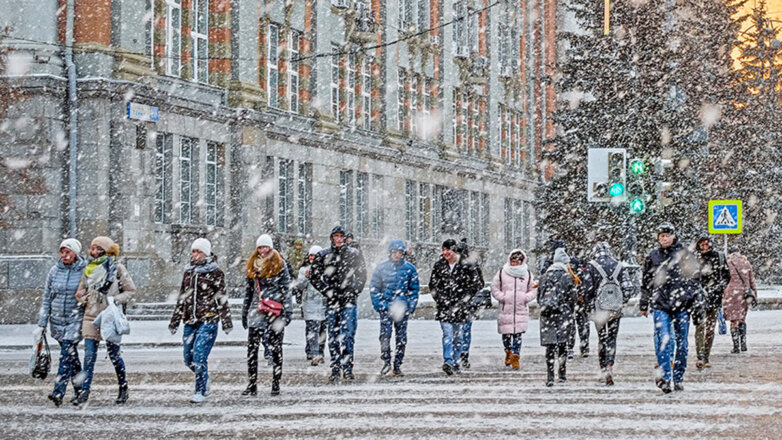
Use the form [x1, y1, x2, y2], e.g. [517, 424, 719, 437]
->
[191, 238, 212, 256]
[308, 245, 323, 256]
[256, 234, 274, 249]
[59, 238, 82, 255]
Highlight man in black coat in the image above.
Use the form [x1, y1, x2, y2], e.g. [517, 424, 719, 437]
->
[429, 239, 483, 375]
[310, 226, 367, 382]
[578, 241, 635, 386]
[694, 233, 731, 369]
[640, 222, 701, 394]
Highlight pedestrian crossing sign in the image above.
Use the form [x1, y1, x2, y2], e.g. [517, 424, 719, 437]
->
[708, 200, 742, 234]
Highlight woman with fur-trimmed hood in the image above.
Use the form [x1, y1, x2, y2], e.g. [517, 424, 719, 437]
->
[74, 236, 136, 406]
[241, 234, 293, 397]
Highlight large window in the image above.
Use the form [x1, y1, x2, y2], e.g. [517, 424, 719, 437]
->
[205, 142, 218, 226]
[278, 159, 293, 233]
[192, 0, 208, 83]
[179, 138, 193, 224]
[418, 183, 431, 242]
[504, 198, 524, 249]
[331, 45, 341, 122]
[339, 170, 353, 230]
[454, 1, 467, 54]
[268, 24, 280, 108]
[410, 75, 418, 136]
[348, 54, 356, 126]
[371, 174, 384, 238]
[405, 180, 417, 241]
[362, 59, 372, 130]
[297, 163, 312, 236]
[418, 0, 429, 32]
[289, 30, 300, 113]
[165, 0, 181, 76]
[397, 69, 406, 132]
[356, 172, 368, 237]
[400, 0, 414, 29]
[154, 133, 173, 224]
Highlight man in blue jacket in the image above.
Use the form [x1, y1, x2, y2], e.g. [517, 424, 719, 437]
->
[369, 239, 420, 377]
[640, 222, 701, 394]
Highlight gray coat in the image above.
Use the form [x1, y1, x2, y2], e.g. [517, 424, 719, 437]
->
[537, 266, 577, 346]
[298, 265, 325, 321]
[37, 257, 88, 342]
[243, 270, 293, 329]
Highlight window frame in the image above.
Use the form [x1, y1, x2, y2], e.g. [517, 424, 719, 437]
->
[165, 0, 182, 77]
[192, 0, 209, 83]
[268, 23, 280, 108]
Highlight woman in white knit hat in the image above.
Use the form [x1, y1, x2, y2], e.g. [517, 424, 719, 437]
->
[35, 238, 87, 406]
[74, 236, 136, 406]
[241, 234, 293, 396]
[295, 245, 326, 365]
[169, 238, 233, 403]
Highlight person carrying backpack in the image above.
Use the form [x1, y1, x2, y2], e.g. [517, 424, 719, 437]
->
[537, 248, 579, 386]
[578, 242, 635, 386]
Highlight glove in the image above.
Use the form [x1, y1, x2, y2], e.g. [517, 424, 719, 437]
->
[32, 326, 45, 342]
[224, 327, 232, 335]
[169, 327, 177, 335]
[241, 315, 248, 330]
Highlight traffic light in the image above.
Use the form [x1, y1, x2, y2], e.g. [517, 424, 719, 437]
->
[629, 158, 646, 175]
[607, 151, 626, 199]
[627, 158, 646, 214]
[654, 158, 674, 208]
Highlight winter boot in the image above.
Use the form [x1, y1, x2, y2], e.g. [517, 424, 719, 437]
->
[343, 370, 355, 381]
[442, 363, 455, 376]
[329, 368, 341, 384]
[558, 360, 567, 383]
[504, 350, 512, 367]
[271, 380, 280, 396]
[47, 393, 63, 407]
[660, 381, 673, 394]
[241, 383, 257, 396]
[460, 353, 470, 370]
[674, 382, 684, 392]
[546, 366, 555, 387]
[510, 354, 520, 370]
[730, 327, 741, 354]
[72, 392, 89, 407]
[380, 361, 392, 376]
[115, 384, 129, 405]
[739, 323, 747, 352]
[392, 366, 404, 377]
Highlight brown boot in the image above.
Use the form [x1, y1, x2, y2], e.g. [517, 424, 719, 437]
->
[510, 354, 520, 370]
[504, 350, 512, 367]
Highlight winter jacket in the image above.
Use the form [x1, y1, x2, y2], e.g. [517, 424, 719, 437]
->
[696, 246, 731, 312]
[310, 245, 367, 308]
[537, 265, 577, 346]
[640, 239, 701, 315]
[537, 265, 577, 345]
[76, 262, 136, 341]
[429, 256, 483, 323]
[297, 265, 325, 321]
[723, 253, 756, 322]
[579, 253, 635, 315]
[169, 258, 232, 332]
[242, 250, 294, 329]
[490, 268, 536, 334]
[369, 257, 420, 315]
[37, 257, 88, 342]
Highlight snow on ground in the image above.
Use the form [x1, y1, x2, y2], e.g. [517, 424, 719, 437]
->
[1, 311, 781, 439]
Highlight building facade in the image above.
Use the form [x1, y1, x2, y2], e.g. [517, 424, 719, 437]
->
[0, 0, 558, 322]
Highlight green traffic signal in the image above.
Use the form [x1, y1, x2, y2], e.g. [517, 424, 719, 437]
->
[630, 198, 645, 213]
[609, 183, 625, 197]
[630, 159, 645, 175]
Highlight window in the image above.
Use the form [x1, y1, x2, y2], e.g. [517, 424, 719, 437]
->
[179, 138, 193, 224]
[362, 59, 371, 130]
[339, 170, 353, 230]
[504, 198, 523, 248]
[423, 79, 431, 117]
[460, 91, 468, 152]
[400, 0, 415, 29]
[470, 191, 480, 244]
[348, 54, 356, 126]
[278, 159, 293, 233]
[289, 30, 300, 113]
[452, 89, 457, 147]
[371, 174, 384, 238]
[470, 96, 479, 154]
[418, 0, 429, 32]
[469, 3, 479, 53]
[268, 24, 279, 108]
[410, 75, 418, 136]
[499, 21, 510, 71]
[465, 95, 473, 153]
[192, 0, 208, 83]
[397, 69, 406, 131]
[297, 163, 312, 235]
[356, 172, 368, 237]
[515, 112, 522, 167]
[205, 142, 218, 226]
[405, 180, 417, 241]
[165, 0, 181, 76]
[481, 193, 490, 246]
[523, 200, 531, 249]
[418, 183, 431, 242]
[154, 133, 173, 224]
[432, 185, 442, 242]
[454, 1, 467, 53]
[146, 0, 154, 65]
[331, 45, 341, 122]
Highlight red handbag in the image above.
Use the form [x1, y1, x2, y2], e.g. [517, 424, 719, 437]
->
[256, 278, 283, 317]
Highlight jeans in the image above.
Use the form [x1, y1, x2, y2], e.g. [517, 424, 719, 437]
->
[459, 321, 473, 357]
[597, 317, 621, 369]
[182, 322, 218, 395]
[81, 338, 126, 397]
[379, 310, 409, 368]
[248, 325, 284, 385]
[653, 309, 690, 384]
[305, 320, 327, 359]
[440, 322, 464, 366]
[502, 333, 523, 354]
[326, 305, 358, 373]
[568, 303, 591, 353]
[695, 309, 719, 362]
[53, 339, 82, 398]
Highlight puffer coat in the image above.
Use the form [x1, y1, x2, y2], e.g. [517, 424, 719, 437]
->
[491, 267, 536, 334]
[169, 259, 232, 332]
[369, 257, 420, 314]
[297, 265, 325, 321]
[37, 257, 88, 342]
[537, 265, 577, 346]
[723, 253, 756, 322]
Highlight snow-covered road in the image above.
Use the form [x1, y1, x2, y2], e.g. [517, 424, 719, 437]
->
[1, 312, 781, 439]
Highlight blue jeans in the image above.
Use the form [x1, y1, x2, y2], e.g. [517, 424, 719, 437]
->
[379, 310, 409, 368]
[502, 333, 523, 354]
[305, 320, 326, 359]
[53, 339, 82, 398]
[653, 309, 690, 384]
[459, 321, 473, 357]
[183, 322, 218, 395]
[440, 322, 464, 366]
[326, 305, 357, 372]
[82, 338, 126, 397]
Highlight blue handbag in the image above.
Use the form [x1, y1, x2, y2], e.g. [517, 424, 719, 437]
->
[717, 308, 727, 335]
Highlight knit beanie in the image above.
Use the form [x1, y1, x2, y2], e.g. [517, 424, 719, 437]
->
[59, 238, 82, 255]
[256, 234, 274, 249]
[308, 245, 323, 256]
[191, 238, 212, 256]
[91, 236, 120, 256]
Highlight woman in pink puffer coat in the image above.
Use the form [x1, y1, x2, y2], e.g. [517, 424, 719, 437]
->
[491, 249, 537, 370]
